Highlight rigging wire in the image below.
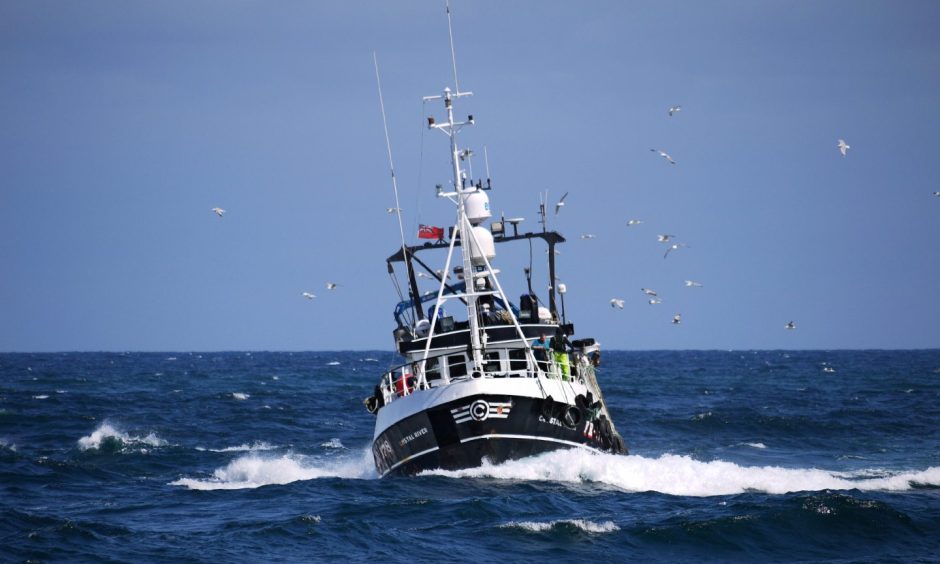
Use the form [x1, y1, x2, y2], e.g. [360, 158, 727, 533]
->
[446, 0, 460, 94]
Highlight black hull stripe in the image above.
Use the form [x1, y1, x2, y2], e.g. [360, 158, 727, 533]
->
[379, 434, 599, 477]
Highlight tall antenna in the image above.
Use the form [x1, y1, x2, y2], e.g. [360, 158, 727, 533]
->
[373, 52, 408, 250]
[446, 0, 460, 94]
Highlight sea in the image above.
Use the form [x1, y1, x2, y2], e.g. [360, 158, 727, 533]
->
[2, 350, 938, 562]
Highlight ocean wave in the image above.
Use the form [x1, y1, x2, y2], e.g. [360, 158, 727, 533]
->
[231, 392, 250, 400]
[77, 422, 167, 452]
[320, 438, 345, 449]
[195, 441, 279, 453]
[500, 519, 619, 534]
[420, 450, 940, 497]
[0, 438, 16, 452]
[170, 449, 376, 490]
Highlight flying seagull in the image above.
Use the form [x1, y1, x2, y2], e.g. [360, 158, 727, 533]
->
[650, 148, 676, 165]
[933, 191, 940, 197]
[641, 288, 658, 297]
[626, 219, 643, 227]
[664, 243, 688, 259]
[555, 192, 569, 215]
[580, 234, 596, 240]
[302, 292, 316, 299]
[386, 207, 403, 214]
[785, 321, 796, 330]
[668, 105, 681, 117]
[837, 139, 850, 157]
[211, 207, 225, 217]
[610, 298, 625, 309]
[684, 280, 703, 288]
[672, 313, 682, 324]
[326, 282, 339, 290]
[649, 298, 663, 305]
[657, 234, 677, 243]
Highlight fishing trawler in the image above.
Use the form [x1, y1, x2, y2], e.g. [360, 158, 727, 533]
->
[365, 16, 626, 478]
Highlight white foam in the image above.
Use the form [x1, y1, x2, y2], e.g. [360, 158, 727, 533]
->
[327, 361, 341, 366]
[77, 422, 167, 451]
[745, 442, 767, 449]
[500, 519, 619, 534]
[170, 449, 377, 490]
[320, 438, 345, 449]
[32, 395, 49, 400]
[420, 450, 940, 497]
[0, 438, 16, 452]
[197, 441, 279, 453]
[231, 392, 250, 400]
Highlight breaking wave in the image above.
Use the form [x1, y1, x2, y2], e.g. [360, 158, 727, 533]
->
[195, 441, 279, 453]
[421, 450, 940, 497]
[170, 449, 376, 490]
[77, 422, 167, 452]
[500, 519, 619, 534]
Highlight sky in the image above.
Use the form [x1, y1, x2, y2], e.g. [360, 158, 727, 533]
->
[1, 1, 939, 352]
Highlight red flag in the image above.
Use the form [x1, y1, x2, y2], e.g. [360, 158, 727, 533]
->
[418, 224, 444, 240]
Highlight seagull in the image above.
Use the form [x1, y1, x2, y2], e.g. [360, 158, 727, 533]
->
[649, 298, 663, 305]
[837, 139, 850, 157]
[684, 280, 703, 287]
[664, 243, 688, 259]
[211, 207, 225, 217]
[668, 105, 681, 117]
[650, 148, 677, 165]
[580, 234, 596, 240]
[610, 298, 625, 309]
[785, 321, 796, 330]
[417, 272, 432, 279]
[672, 313, 682, 324]
[302, 292, 316, 299]
[657, 234, 677, 243]
[386, 207, 403, 214]
[326, 282, 338, 290]
[933, 191, 940, 197]
[626, 219, 643, 227]
[434, 269, 452, 280]
[641, 288, 658, 297]
[555, 192, 569, 215]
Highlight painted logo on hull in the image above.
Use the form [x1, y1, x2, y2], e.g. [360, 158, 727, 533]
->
[451, 399, 512, 424]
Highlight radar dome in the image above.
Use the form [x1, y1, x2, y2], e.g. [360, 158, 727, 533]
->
[465, 191, 491, 225]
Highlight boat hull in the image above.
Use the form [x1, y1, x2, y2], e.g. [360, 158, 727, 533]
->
[372, 392, 624, 477]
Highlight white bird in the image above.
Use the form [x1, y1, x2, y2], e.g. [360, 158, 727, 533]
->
[386, 207, 403, 214]
[664, 243, 688, 259]
[580, 234, 596, 240]
[685, 280, 703, 288]
[668, 105, 681, 117]
[672, 313, 682, 324]
[326, 282, 338, 290]
[211, 207, 225, 217]
[434, 269, 452, 280]
[837, 139, 850, 157]
[657, 234, 677, 243]
[785, 321, 796, 330]
[933, 191, 940, 197]
[302, 292, 316, 299]
[555, 192, 569, 215]
[641, 288, 658, 297]
[610, 298, 625, 309]
[627, 219, 643, 227]
[649, 298, 663, 305]
[650, 148, 677, 165]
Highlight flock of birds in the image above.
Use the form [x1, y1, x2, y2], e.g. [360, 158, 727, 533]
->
[208, 104, 939, 335]
[570, 106, 867, 330]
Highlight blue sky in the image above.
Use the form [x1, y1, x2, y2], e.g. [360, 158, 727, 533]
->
[1, 1, 938, 352]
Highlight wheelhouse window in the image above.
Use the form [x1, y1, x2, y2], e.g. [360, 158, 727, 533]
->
[508, 348, 528, 371]
[483, 351, 501, 374]
[448, 354, 468, 379]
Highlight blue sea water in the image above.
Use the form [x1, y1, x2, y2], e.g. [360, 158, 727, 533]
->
[1, 350, 939, 562]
